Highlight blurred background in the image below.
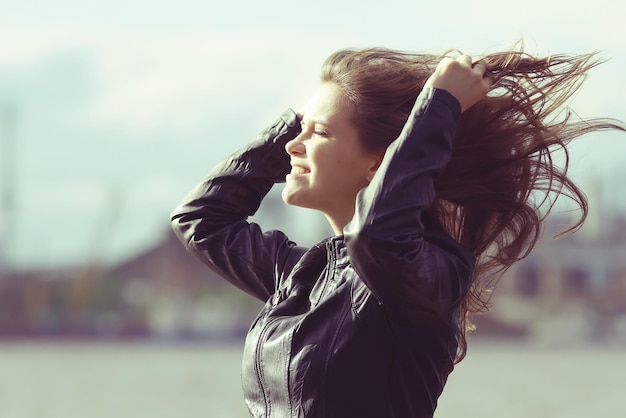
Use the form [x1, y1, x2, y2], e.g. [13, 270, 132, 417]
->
[1, 0, 625, 417]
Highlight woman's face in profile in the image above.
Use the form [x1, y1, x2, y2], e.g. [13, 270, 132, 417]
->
[282, 82, 380, 221]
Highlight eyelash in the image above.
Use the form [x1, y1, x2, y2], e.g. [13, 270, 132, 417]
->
[300, 121, 329, 138]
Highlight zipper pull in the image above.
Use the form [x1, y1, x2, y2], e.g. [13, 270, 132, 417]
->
[272, 288, 282, 306]
[326, 240, 333, 263]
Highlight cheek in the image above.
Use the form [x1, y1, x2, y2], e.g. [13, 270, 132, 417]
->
[310, 145, 371, 190]
[323, 163, 369, 194]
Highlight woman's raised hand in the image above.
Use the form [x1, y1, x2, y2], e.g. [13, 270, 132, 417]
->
[424, 55, 493, 113]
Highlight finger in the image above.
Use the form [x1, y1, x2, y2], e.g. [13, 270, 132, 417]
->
[438, 56, 455, 66]
[458, 54, 472, 67]
[472, 61, 495, 90]
[483, 70, 495, 85]
[471, 60, 487, 74]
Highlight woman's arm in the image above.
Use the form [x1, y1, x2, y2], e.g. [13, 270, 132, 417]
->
[345, 57, 492, 324]
[344, 87, 474, 324]
[170, 109, 304, 302]
[345, 57, 491, 324]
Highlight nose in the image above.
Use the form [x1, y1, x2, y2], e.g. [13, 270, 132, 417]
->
[285, 134, 306, 156]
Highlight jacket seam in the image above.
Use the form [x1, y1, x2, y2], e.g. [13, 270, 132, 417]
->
[321, 300, 351, 416]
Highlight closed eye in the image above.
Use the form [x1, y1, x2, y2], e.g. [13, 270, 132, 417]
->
[301, 119, 330, 138]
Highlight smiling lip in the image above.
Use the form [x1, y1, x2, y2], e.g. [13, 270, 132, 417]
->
[290, 166, 310, 175]
[286, 165, 310, 180]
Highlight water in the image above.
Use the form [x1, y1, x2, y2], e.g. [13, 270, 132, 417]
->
[0, 340, 623, 418]
[0, 341, 248, 418]
[437, 341, 626, 418]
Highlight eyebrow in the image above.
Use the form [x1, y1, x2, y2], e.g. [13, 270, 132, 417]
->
[302, 118, 330, 127]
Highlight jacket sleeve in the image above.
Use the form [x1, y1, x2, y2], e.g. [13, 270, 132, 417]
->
[170, 109, 304, 302]
[344, 88, 475, 324]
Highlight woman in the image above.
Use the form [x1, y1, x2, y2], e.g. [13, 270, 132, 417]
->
[170, 47, 623, 417]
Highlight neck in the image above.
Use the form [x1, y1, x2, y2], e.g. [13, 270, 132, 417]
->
[325, 211, 353, 236]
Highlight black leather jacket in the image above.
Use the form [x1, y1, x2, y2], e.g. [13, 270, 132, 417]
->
[171, 88, 475, 418]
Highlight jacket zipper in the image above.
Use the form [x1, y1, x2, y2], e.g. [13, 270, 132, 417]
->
[319, 239, 344, 417]
[256, 241, 334, 416]
[254, 283, 287, 416]
[314, 241, 334, 306]
[254, 311, 276, 417]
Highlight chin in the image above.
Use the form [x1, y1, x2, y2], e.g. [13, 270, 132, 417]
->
[281, 186, 313, 210]
[281, 187, 299, 207]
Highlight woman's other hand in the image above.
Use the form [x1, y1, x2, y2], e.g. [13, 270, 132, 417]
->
[424, 55, 493, 112]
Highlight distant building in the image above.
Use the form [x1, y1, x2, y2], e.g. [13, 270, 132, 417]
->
[481, 213, 626, 344]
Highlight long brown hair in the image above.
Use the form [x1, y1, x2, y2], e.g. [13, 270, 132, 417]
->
[321, 45, 625, 362]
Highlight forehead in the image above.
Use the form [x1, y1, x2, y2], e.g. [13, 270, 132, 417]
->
[302, 82, 352, 125]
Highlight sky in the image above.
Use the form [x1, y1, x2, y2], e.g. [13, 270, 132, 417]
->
[0, 0, 625, 270]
